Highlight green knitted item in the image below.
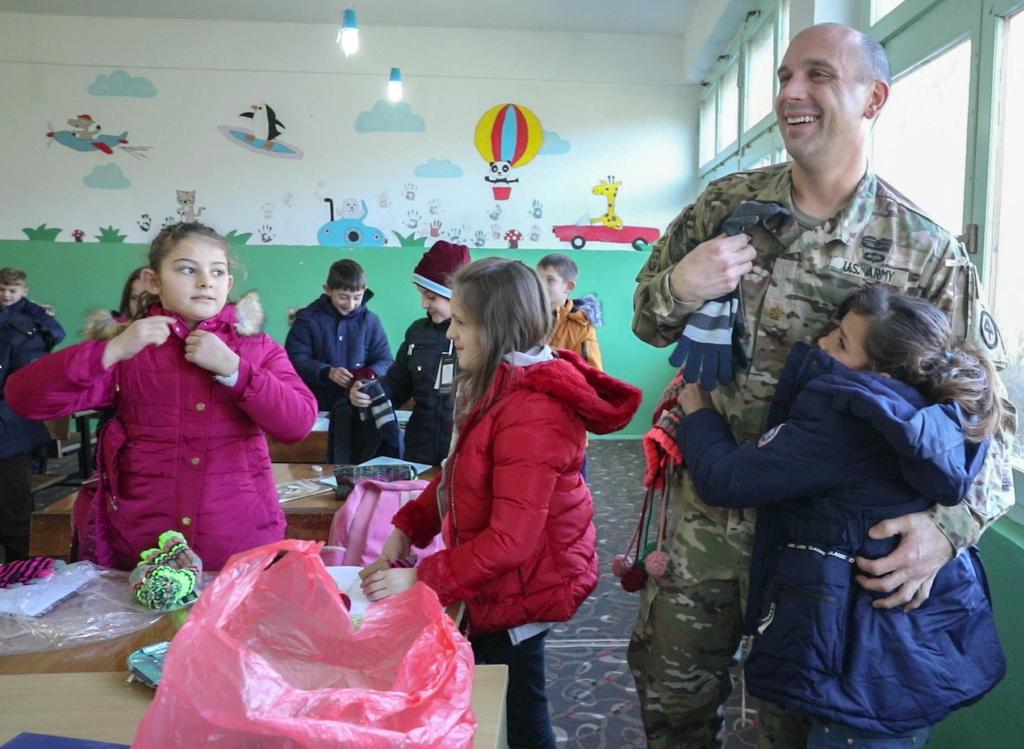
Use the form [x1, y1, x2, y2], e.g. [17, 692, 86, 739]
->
[130, 530, 203, 611]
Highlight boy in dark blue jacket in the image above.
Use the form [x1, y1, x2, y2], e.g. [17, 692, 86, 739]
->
[285, 259, 393, 412]
[675, 286, 1006, 746]
[0, 303, 54, 562]
[0, 267, 65, 351]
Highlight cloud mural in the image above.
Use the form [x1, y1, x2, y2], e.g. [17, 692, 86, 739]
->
[539, 130, 571, 155]
[83, 164, 131, 189]
[355, 101, 426, 133]
[88, 69, 158, 98]
[414, 158, 463, 178]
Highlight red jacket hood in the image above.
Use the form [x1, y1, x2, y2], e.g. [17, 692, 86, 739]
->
[486, 349, 641, 435]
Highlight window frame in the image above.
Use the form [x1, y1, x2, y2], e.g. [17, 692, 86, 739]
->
[862, 0, 1024, 520]
[698, 0, 788, 180]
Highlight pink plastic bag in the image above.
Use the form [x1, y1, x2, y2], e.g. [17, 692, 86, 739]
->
[134, 539, 476, 748]
[328, 479, 446, 566]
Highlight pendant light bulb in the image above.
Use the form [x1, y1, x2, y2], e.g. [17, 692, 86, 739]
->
[338, 8, 359, 57]
[387, 67, 403, 102]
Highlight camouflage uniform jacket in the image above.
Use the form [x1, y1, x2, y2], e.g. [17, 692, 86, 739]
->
[634, 163, 1016, 568]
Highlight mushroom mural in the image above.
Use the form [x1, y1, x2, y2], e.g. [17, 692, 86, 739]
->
[474, 103, 544, 201]
[504, 228, 523, 249]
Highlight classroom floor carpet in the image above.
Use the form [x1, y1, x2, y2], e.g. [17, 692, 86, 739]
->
[547, 439, 759, 748]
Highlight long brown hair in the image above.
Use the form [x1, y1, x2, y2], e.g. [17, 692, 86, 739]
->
[133, 222, 234, 319]
[839, 284, 1003, 442]
[451, 258, 552, 422]
[117, 266, 145, 318]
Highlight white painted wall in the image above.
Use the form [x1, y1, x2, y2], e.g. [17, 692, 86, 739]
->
[0, 12, 699, 248]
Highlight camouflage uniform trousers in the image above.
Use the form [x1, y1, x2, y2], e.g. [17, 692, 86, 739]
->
[626, 471, 810, 749]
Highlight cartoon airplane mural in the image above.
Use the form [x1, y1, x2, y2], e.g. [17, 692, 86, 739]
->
[46, 115, 151, 158]
[317, 198, 387, 247]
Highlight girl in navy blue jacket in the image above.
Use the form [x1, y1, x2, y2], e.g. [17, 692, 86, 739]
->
[676, 285, 1006, 748]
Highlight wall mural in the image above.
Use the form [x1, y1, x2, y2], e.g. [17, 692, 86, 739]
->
[87, 69, 158, 98]
[473, 103, 544, 201]
[11, 67, 664, 251]
[219, 103, 303, 159]
[551, 177, 660, 251]
[317, 198, 387, 247]
[47, 115, 151, 159]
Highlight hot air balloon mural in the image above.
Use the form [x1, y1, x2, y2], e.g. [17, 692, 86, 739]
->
[473, 103, 544, 201]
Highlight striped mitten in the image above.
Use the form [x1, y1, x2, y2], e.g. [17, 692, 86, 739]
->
[668, 291, 741, 389]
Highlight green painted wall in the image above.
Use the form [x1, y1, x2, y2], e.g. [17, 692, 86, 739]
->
[0, 240, 676, 437]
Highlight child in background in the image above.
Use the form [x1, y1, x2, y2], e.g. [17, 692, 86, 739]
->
[7, 222, 317, 571]
[0, 301, 55, 562]
[536, 253, 603, 370]
[116, 267, 146, 320]
[285, 259, 393, 412]
[349, 241, 470, 466]
[361, 258, 642, 748]
[0, 267, 65, 351]
[675, 285, 1006, 747]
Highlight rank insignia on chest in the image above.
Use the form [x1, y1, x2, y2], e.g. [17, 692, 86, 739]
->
[828, 256, 909, 287]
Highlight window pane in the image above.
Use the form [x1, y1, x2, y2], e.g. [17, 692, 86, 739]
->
[700, 95, 716, 164]
[717, 62, 739, 151]
[992, 11, 1024, 465]
[745, 21, 775, 128]
[872, 39, 971, 233]
[872, 0, 908, 23]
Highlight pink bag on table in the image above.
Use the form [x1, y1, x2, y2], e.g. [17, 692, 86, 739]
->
[328, 479, 445, 566]
[133, 539, 476, 749]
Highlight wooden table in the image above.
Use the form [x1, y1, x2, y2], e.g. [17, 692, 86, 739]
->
[29, 464, 343, 559]
[0, 667, 508, 748]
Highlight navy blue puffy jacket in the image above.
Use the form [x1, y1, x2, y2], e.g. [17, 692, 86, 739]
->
[0, 307, 52, 460]
[284, 293, 393, 411]
[677, 342, 1005, 735]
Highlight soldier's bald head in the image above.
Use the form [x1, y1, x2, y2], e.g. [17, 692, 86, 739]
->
[792, 23, 891, 85]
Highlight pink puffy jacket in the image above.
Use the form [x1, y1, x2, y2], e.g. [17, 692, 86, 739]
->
[5, 294, 317, 570]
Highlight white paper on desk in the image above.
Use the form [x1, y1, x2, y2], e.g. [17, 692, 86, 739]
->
[325, 566, 372, 618]
[0, 562, 98, 617]
[358, 455, 432, 475]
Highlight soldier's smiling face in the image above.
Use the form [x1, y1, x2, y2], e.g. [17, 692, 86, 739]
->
[775, 25, 884, 167]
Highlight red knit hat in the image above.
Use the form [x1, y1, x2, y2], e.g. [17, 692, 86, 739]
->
[412, 241, 471, 298]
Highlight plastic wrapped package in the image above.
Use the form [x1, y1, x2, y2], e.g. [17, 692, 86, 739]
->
[0, 561, 206, 673]
[135, 539, 477, 749]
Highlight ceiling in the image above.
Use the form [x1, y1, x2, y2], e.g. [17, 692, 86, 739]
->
[0, 0, 701, 37]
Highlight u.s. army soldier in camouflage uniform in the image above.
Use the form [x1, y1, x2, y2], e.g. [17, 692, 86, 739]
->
[628, 23, 1016, 749]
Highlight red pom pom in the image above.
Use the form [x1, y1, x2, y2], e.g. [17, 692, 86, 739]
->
[620, 565, 648, 592]
[611, 554, 633, 578]
[645, 550, 670, 578]
[339, 592, 352, 611]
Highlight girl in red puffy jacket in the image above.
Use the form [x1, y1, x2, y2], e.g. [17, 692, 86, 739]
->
[7, 223, 317, 571]
[361, 257, 641, 749]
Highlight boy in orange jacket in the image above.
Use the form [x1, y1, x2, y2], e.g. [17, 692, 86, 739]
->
[536, 254, 603, 370]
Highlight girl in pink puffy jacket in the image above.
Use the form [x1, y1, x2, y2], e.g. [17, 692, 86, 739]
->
[6, 223, 317, 570]
[361, 258, 641, 749]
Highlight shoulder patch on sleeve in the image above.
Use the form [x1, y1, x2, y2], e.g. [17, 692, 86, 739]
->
[757, 424, 784, 447]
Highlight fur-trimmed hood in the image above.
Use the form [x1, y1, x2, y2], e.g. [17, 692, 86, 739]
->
[571, 293, 603, 327]
[84, 291, 265, 341]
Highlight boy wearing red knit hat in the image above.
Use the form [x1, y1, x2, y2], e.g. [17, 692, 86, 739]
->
[350, 241, 471, 466]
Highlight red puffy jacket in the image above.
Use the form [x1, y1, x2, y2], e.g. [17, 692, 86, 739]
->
[6, 294, 317, 570]
[393, 349, 641, 634]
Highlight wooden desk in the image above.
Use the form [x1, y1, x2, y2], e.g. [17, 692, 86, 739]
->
[29, 464, 342, 559]
[0, 667, 509, 748]
[267, 429, 328, 463]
